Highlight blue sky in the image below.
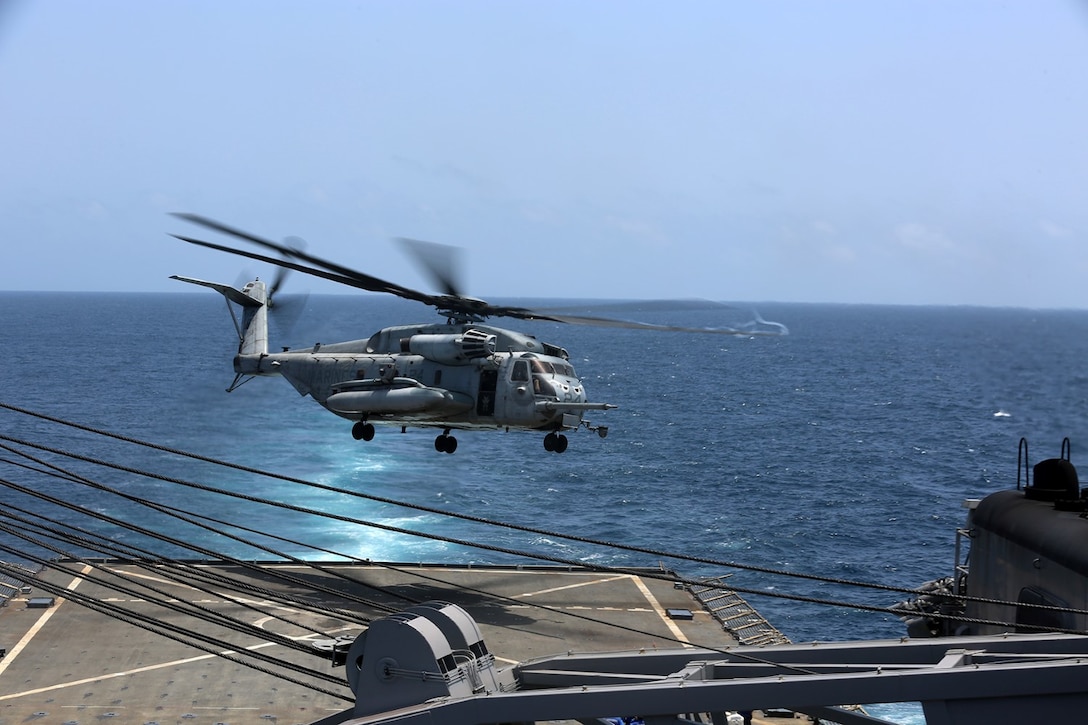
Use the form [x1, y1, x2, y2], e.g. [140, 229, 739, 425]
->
[1, 1, 1086, 307]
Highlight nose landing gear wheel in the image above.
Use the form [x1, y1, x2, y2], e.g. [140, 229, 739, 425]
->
[435, 432, 458, 454]
[352, 421, 376, 441]
[543, 432, 568, 453]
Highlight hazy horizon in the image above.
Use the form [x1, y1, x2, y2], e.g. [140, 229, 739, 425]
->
[3, 1, 1087, 308]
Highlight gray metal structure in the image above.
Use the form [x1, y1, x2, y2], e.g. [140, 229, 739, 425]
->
[316, 602, 1088, 725]
[170, 213, 785, 454]
[898, 438, 1088, 639]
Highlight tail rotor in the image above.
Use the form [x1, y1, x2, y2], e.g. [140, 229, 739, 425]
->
[265, 236, 309, 342]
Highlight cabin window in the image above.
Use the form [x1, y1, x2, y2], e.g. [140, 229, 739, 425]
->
[434, 369, 442, 386]
[477, 369, 498, 416]
[1016, 586, 1074, 633]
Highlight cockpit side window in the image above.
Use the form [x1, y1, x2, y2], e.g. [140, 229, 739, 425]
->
[532, 375, 552, 395]
[512, 360, 529, 382]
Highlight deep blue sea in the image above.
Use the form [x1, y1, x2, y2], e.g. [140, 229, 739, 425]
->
[3, 292, 1087, 721]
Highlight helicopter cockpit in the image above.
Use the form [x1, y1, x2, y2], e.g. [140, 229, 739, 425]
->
[511, 355, 582, 401]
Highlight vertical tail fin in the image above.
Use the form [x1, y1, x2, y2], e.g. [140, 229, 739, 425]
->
[234, 280, 269, 356]
[170, 275, 269, 356]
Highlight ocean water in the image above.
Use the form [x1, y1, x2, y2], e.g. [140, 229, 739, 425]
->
[3, 291, 1088, 720]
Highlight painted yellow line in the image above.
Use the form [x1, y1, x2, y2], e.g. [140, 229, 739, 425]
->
[0, 564, 92, 679]
[629, 575, 692, 647]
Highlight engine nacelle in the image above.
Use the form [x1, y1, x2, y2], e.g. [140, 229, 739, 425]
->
[405, 329, 496, 364]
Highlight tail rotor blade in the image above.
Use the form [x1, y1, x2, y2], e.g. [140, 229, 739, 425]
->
[268, 236, 307, 301]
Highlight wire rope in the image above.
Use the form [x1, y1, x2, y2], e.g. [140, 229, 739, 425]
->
[2, 402, 1085, 655]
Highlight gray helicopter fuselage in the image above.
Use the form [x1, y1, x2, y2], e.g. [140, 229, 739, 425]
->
[234, 322, 591, 431]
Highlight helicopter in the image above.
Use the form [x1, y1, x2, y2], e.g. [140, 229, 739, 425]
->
[170, 214, 787, 454]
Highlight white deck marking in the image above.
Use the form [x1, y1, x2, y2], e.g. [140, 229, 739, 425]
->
[0, 641, 281, 701]
[514, 574, 630, 598]
[510, 572, 693, 646]
[0, 564, 91, 678]
[630, 575, 692, 647]
[102, 566, 201, 590]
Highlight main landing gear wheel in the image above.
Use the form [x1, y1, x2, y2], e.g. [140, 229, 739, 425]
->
[352, 421, 375, 441]
[435, 431, 458, 454]
[543, 431, 568, 453]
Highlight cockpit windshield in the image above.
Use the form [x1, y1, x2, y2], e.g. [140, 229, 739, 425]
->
[529, 359, 575, 377]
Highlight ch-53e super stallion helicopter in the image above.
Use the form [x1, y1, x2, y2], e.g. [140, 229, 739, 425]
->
[170, 214, 787, 454]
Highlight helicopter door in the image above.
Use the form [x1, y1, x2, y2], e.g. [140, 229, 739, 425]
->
[477, 369, 497, 416]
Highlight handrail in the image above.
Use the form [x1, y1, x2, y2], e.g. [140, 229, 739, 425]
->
[1017, 437, 1029, 490]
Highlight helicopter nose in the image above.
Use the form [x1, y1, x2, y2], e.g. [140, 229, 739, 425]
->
[560, 378, 585, 401]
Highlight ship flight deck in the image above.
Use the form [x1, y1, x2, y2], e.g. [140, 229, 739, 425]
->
[0, 561, 787, 725]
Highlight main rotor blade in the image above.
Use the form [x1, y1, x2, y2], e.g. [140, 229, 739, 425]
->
[172, 213, 426, 302]
[171, 234, 436, 303]
[445, 298, 787, 335]
[170, 214, 788, 334]
[510, 309, 789, 335]
[396, 237, 464, 298]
